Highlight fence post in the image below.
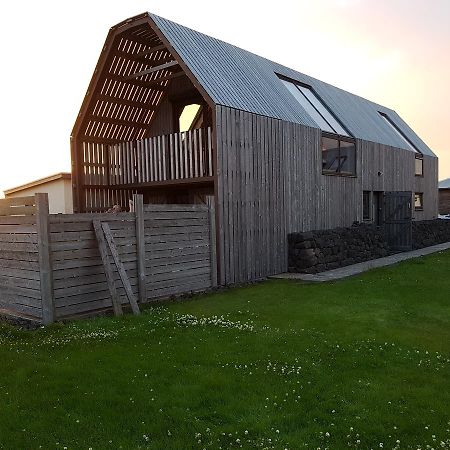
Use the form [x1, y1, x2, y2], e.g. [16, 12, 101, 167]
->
[134, 194, 147, 303]
[209, 202, 218, 287]
[35, 193, 55, 324]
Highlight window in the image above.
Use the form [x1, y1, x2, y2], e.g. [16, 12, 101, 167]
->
[415, 155, 424, 177]
[322, 136, 356, 176]
[280, 77, 350, 136]
[414, 193, 424, 211]
[378, 112, 421, 154]
[363, 191, 371, 221]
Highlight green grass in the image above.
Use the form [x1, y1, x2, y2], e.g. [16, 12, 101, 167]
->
[1, 252, 450, 450]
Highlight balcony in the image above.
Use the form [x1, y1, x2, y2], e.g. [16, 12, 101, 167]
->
[82, 126, 213, 189]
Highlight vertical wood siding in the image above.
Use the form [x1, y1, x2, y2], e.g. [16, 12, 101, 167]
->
[216, 106, 438, 285]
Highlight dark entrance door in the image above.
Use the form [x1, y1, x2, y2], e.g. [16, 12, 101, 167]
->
[383, 191, 412, 251]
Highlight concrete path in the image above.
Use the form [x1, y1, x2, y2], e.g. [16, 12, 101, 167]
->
[271, 241, 450, 282]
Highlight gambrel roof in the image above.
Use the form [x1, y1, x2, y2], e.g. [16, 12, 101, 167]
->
[150, 13, 435, 157]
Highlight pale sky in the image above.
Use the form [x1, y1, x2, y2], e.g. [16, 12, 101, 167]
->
[1, 0, 449, 197]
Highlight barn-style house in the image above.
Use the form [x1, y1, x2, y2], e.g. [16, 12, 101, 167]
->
[72, 12, 438, 286]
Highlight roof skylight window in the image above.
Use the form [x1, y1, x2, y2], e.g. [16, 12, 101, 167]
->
[279, 77, 350, 137]
[378, 112, 421, 154]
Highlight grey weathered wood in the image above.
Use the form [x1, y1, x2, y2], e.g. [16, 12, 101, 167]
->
[208, 203, 218, 287]
[101, 222, 140, 315]
[35, 193, 55, 324]
[134, 194, 147, 304]
[93, 220, 123, 316]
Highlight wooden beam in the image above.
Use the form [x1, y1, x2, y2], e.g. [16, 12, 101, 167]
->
[126, 60, 179, 80]
[79, 136, 120, 145]
[209, 202, 218, 287]
[95, 94, 156, 111]
[101, 222, 140, 315]
[105, 73, 166, 90]
[133, 194, 147, 304]
[35, 194, 55, 324]
[93, 220, 123, 316]
[113, 45, 168, 62]
[89, 115, 151, 129]
[82, 176, 215, 190]
[134, 44, 167, 58]
[143, 71, 186, 87]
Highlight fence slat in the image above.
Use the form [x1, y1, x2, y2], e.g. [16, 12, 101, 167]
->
[35, 193, 55, 324]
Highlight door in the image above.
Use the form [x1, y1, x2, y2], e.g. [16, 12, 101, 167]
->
[383, 191, 412, 251]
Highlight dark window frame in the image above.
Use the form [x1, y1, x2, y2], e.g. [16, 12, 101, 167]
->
[321, 132, 357, 177]
[363, 191, 372, 221]
[378, 111, 425, 178]
[415, 154, 424, 177]
[414, 192, 424, 211]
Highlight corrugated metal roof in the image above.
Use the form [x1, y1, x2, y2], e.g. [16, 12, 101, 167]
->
[150, 13, 435, 157]
[439, 178, 450, 189]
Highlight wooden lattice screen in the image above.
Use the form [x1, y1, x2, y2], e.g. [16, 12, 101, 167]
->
[72, 15, 188, 212]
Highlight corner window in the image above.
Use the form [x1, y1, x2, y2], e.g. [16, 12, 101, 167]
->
[363, 191, 371, 221]
[415, 155, 423, 177]
[279, 76, 350, 136]
[322, 135, 356, 176]
[414, 193, 424, 211]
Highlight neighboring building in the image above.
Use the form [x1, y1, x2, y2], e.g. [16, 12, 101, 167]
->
[439, 178, 450, 214]
[4, 173, 73, 214]
[71, 12, 438, 285]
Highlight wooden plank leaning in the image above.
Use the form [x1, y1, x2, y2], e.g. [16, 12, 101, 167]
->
[101, 222, 140, 315]
[93, 220, 123, 316]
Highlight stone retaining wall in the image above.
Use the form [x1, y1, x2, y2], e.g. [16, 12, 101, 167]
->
[412, 219, 450, 249]
[288, 219, 450, 274]
[288, 224, 389, 274]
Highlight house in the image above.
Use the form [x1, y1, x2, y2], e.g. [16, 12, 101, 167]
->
[4, 173, 73, 214]
[439, 178, 450, 214]
[72, 12, 438, 285]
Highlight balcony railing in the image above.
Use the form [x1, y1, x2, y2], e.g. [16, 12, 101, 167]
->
[82, 127, 213, 187]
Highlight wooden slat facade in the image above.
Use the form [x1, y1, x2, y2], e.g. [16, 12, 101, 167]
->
[215, 106, 439, 285]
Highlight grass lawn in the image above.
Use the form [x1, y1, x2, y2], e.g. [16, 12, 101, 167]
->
[0, 251, 449, 450]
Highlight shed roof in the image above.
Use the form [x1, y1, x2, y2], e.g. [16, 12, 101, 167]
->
[150, 13, 435, 157]
[439, 178, 450, 189]
[4, 173, 71, 196]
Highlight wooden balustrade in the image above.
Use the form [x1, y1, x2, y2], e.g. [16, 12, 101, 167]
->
[82, 127, 213, 187]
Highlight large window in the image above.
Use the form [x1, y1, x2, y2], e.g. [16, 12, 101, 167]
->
[322, 135, 356, 176]
[280, 77, 350, 136]
[279, 75, 356, 177]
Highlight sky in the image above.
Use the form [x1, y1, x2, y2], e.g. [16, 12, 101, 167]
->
[0, 0, 449, 196]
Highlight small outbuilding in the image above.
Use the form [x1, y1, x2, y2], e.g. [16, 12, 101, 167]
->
[72, 12, 438, 285]
[439, 178, 450, 214]
[4, 173, 73, 214]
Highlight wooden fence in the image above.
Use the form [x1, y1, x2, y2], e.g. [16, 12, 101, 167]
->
[0, 194, 217, 324]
